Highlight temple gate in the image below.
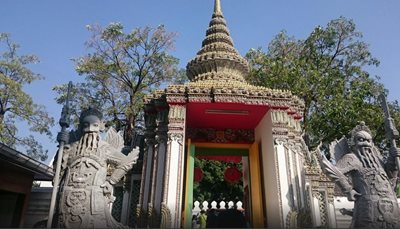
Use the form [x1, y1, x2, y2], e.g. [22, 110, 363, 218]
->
[136, 0, 333, 228]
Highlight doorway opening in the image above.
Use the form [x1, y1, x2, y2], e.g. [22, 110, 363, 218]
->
[184, 142, 263, 228]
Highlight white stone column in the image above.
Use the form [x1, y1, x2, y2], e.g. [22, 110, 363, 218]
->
[275, 142, 291, 228]
[310, 189, 322, 227]
[140, 138, 155, 211]
[161, 105, 186, 228]
[148, 99, 169, 226]
[295, 151, 305, 208]
[327, 201, 337, 228]
[153, 135, 167, 212]
[120, 175, 131, 225]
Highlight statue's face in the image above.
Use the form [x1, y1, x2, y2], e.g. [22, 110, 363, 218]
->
[354, 130, 372, 148]
[81, 115, 101, 133]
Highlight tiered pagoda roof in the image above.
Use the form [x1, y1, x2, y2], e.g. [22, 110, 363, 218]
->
[147, 0, 304, 119]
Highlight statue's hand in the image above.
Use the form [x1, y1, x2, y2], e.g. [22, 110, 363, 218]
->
[57, 131, 69, 144]
[339, 208, 353, 217]
[100, 180, 113, 196]
[347, 189, 361, 201]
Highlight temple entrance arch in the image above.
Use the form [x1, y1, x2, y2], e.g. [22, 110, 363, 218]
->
[183, 142, 264, 228]
[138, 1, 314, 228]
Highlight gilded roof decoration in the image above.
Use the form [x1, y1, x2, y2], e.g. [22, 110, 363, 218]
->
[144, 0, 305, 119]
[186, 0, 249, 83]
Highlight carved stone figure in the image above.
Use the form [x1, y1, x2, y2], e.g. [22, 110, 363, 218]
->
[318, 122, 400, 228]
[54, 107, 139, 228]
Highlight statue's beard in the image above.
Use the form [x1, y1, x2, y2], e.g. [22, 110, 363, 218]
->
[356, 146, 379, 169]
[76, 132, 99, 154]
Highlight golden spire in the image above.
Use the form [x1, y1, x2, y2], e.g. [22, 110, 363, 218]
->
[214, 0, 222, 15]
[186, 0, 249, 83]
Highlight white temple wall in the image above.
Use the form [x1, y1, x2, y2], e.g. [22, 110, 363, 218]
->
[255, 111, 283, 228]
[256, 110, 310, 228]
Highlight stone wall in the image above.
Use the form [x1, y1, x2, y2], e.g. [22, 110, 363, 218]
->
[23, 187, 52, 228]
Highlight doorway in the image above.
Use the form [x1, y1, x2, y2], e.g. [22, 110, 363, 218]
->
[0, 190, 25, 227]
[183, 141, 264, 228]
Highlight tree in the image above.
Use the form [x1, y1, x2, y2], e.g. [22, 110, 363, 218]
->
[54, 23, 185, 145]
[0, 33, 54, 161]
[246, 17, 399, 149]
[194, 158, 243, 203]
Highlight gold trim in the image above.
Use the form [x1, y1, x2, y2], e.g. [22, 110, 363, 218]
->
[249, 142, 264, 227]
[183, 139, 192, 228]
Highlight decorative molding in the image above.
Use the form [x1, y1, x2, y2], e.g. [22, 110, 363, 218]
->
[168, 105, 186, 121]
[274, 144, 284, 228]
[135, 204, 146, 228]
[160, 203, 172, 228]
[286, 210, 298, 229]
[326, 185, 336, 204]
[147, 203, 160, 228]
[155, 99, 169, 126]
[274, 137, 287, 146]
[312, 190, 322, 200]
[144, 103, 157, 129]
[168, 133, 184, 145]
[317, 191, 328, 226]
[155, 134, 168, 145]
[157, 83, 305, 119]
[271, 110, 301, 131]
[298, 211, 312, 228]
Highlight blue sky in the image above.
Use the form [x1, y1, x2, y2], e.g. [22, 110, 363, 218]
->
[1, 0, 399, 164]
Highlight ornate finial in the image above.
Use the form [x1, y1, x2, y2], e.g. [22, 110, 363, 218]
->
[214, 0, 222, 14]
[186, 0, 249, 83]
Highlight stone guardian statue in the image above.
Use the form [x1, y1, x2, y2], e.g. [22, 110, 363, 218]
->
[54, 107, 139, 228]
[318, 122, 400, 228]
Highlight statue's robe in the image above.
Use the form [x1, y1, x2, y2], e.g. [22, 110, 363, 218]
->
[337, 153, 400, 228]
[55, 140, 135, 228]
